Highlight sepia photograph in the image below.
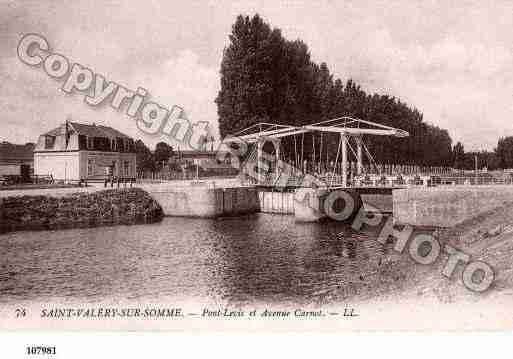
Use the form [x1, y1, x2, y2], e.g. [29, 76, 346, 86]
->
[1, 0, 513, 339]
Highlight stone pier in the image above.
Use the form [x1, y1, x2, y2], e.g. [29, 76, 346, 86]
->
[258, 190, 295, 214]
[294, 187, 363, 222]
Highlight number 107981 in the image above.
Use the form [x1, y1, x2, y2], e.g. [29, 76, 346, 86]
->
[27, 346, 56, 355]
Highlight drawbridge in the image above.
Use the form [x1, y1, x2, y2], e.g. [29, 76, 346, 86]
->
[224, 116, 409, 188]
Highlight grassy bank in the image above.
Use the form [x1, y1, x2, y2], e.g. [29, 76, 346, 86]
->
[0, 188, 164, 234]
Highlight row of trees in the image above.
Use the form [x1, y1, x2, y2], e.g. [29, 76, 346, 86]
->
[216, 14, 453, 166]
[452, 137, 513, 171]
[141, 14, 513, 173]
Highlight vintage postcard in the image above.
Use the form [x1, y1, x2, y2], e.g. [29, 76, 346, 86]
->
[1, 0, 513, 335]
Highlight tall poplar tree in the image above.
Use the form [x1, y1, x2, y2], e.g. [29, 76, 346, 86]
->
[216, 14, 455, 167]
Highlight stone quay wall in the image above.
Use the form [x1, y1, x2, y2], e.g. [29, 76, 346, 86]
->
[393, 185, 513, 227]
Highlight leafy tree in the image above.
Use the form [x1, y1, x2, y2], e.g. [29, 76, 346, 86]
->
[134, 139, 155, 174]
[452, 142, 465, 169]
[479, 150, 499, 170]
[495, 137, 513, 169]
[154, 142, 174, 166]
[464, 151, 499, 171]
[216, 14, 286, 137]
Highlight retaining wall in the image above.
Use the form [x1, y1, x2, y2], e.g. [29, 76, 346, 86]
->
[140, 184, 260, 218]
[258, 190, 295, 214]
[294, 188, 327, 222]
[293, 188, 363, 222]
[393, 185, 513, 227]
[361, 194, 393, 213]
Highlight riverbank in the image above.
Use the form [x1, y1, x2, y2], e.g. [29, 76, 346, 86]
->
[0, 183, 82, 191]
[0, 188, 164, 234]
[316, 201, 513, 306]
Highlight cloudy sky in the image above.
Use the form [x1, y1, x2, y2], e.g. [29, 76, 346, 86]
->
[1, 0, 512, 150]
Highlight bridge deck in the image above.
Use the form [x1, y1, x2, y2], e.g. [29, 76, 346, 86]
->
[255, 184, 403, 195]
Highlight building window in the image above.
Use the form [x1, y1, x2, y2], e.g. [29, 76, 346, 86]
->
[124, 161, 130, 177]
[87, 159, 94, 176]
[87, 137, 94, 150]
[44, 136, 55, 149]
[116, 138, 123, 152]
[111, 139, 116, 151]
[78, 135, 87, 149]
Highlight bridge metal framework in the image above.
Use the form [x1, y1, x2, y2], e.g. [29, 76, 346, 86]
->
[224, 116, 409, 187]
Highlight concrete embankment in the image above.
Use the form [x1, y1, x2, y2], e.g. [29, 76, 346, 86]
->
[257, 189, 391, 217]
[0, 180, 262, 221]
[361, 194, 392, 213]
[138, 183, 260, 218]
[144, 184, 387, 220]
[258, 189, 295, 214]
[294, 187, 363, 222]
[0, 178, 392, 223]
[0, 188, 163, 234]
[393, 185, 513, 227]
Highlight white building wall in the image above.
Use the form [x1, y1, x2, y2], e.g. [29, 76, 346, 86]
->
[80, 151, 136, 178]
[34, 152, 80, 180]
[34, 151, 136, 180]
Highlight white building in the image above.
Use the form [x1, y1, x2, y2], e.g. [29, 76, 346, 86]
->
[34, 121, 136, 181]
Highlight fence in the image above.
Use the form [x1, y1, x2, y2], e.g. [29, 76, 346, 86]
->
[241, 160, 513, 188]
[137, 166, 239, 183]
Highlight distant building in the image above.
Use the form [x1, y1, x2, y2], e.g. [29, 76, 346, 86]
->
[178, 150, 220, 166]
[176, 150, 234, 166]
[34, 121, 136, 181]
[172, 150, 237, 176]
[0, 142, 34, 179]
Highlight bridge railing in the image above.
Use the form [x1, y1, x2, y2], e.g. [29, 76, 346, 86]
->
[251, 171, 513, 188]
[436, 176, 513, 186]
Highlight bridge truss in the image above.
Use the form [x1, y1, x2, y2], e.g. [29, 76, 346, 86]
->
[224, 116, 409, 187]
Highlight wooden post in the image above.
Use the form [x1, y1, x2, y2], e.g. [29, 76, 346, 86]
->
[257, 139, 263, 185]
[341, 133, 348, 187]
[274, 139, 281, 165]
[356, 135, 363, 176]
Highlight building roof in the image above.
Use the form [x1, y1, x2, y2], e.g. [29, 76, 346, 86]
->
[179, 150, 231, 158]
[0, 142, 34, 161]
[43, 122, 132, 140]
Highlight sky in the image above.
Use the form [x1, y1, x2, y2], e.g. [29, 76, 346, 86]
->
[1, 0, 512, 150]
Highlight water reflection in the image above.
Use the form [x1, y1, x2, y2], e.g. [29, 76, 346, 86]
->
[0, 214, 397, 305]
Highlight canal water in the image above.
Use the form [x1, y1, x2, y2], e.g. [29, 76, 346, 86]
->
[0, 214, 402, 306]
